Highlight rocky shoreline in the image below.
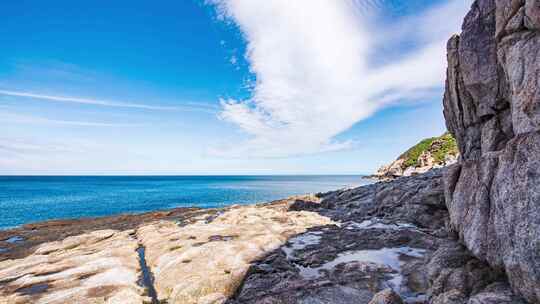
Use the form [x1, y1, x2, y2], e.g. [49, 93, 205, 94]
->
[0, 197, 334, 304]
[0, 169, 529, 304]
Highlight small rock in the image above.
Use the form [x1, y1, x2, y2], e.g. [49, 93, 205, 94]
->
[368, 289, 404, 304]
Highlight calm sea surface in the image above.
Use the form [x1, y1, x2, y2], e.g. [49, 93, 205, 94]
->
[0, 175, 370, 229]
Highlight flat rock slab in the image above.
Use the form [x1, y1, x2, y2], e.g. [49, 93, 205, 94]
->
[137, 203, 334, 304]
[0, 229, 145, 304]
[0, 198, 333, 304]
[0, 207, 208, 262]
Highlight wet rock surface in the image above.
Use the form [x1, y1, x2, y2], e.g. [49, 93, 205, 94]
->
[136, 203, 333, 304]
[226, 225, 433, 304]
[227, 169, 527, 304]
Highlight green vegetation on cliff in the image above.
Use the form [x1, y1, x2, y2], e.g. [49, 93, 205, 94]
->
[399, 132, 458, 168]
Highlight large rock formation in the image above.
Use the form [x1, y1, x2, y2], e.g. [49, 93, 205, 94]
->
[442, 0, 540, 302]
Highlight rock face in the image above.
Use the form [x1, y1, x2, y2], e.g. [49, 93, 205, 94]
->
[321, 169, 449, 232]
[368, 289, 404, 304]
[442, 0, 540, 302]
[375, 133, 459, 180]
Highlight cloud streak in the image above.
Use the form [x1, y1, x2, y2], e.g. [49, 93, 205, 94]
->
[208, 0, 472, 157]
[0, 111, 141, 127]
[0, 89, 217, 112]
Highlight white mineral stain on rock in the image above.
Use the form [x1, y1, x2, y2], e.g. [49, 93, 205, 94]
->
[344, 219, 418, 231]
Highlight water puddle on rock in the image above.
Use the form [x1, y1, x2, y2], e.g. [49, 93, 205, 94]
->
[282, 231, 323, 260]
[16, 283, 50, 295]
[4, 236, 24, 244]
[282, 231, 427, 302]
[296, 247, 425, 280]
[344, 219, 418, 231]
[136, 246, 159, 304]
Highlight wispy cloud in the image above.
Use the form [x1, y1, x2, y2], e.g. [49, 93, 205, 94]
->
[0, 137, 83, 155]
[0, 89, 217, 112]
[0, 111, 141, 127]
[0, 136, 105, 172]
[208, 0, 472, 157]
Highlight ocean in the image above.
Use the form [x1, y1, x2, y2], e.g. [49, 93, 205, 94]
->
[0, 175, 370, 229]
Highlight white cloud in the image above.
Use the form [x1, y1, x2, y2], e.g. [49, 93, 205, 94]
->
[208, 0, 472, 157]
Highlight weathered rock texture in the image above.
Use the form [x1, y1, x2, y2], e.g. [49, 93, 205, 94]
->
[227, 172, 448, 304]
[0, 229, 145, 304]
[0, 170, 529, 303]
[0, 199, 333, 304]
[137, 203, 333, 304]
[228, 170, 526, 304]
[442, 0, 540, 302]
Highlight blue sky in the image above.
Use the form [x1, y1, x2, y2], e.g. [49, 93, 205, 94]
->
[0, 0, 472, 175]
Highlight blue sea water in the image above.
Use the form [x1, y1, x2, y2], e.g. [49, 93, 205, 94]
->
[0, 175, 370, 229]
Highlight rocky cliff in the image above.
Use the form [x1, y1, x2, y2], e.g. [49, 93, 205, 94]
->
[375, 133, 459, 179]
[442, 0, 540, 302]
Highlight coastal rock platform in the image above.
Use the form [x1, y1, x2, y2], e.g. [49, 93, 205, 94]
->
[0, 198, 334, 304]
[0, 171, 528, 303]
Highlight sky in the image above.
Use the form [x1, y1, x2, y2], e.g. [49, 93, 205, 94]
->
[0, 0, 473, 175]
